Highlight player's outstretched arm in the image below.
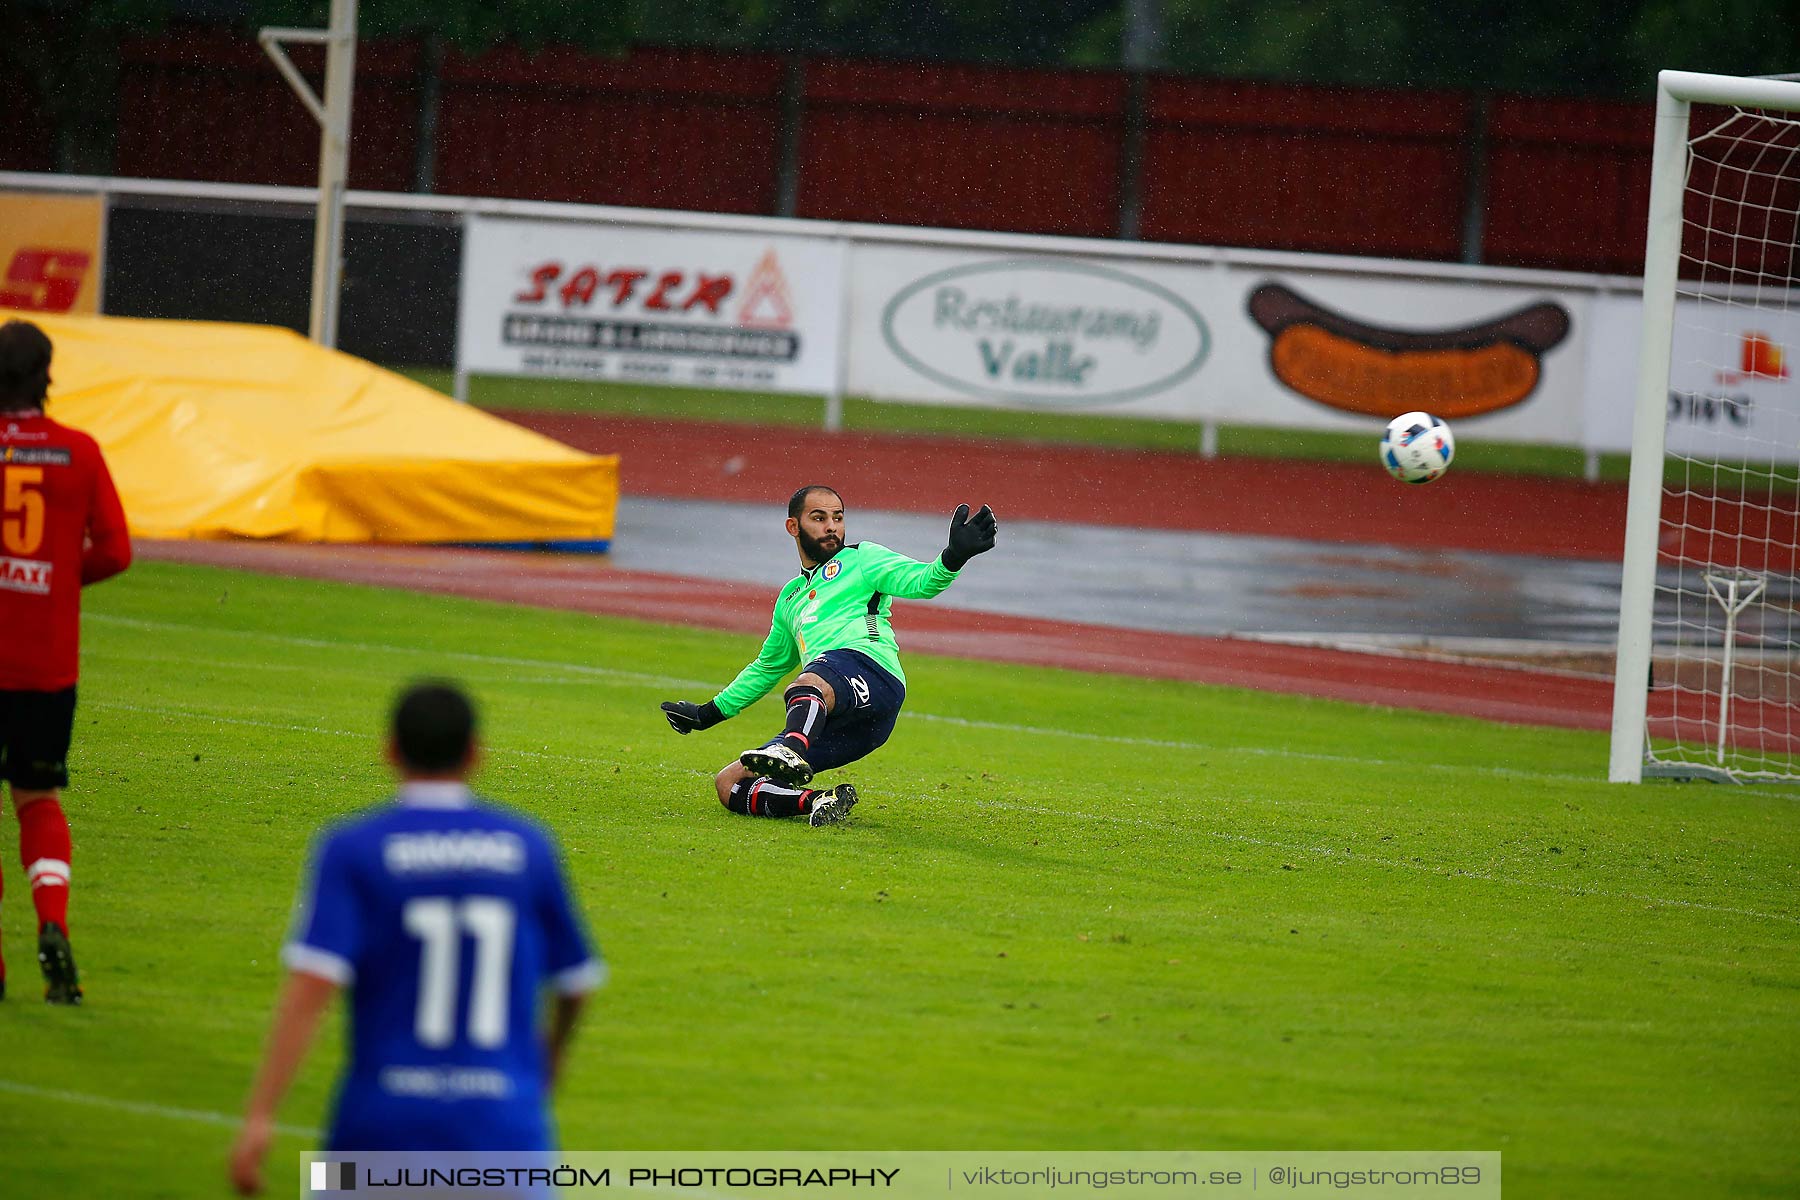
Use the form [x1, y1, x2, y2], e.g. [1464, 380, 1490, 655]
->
[228, 971, 339, 1195]
[703, 611, 801, 720]
[661, 700, 724, 735]
[940, 503, 998, 571]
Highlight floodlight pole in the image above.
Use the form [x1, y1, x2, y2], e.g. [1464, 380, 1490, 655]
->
[259, 0, 358, 348]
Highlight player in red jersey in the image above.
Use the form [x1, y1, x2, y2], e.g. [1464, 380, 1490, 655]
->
[0, 319, 132, 1004]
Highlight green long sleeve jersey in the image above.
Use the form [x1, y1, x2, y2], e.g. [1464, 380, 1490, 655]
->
[711, 542, 960, 716]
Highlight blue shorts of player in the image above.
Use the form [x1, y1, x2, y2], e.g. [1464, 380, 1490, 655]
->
[785, 649, 905, 772]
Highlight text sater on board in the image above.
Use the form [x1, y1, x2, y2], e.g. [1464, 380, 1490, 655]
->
[513, 262, 736, 316]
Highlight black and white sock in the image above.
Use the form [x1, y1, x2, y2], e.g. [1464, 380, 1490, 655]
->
[725, 776, 821, 819]
[779, 684, 827, 755]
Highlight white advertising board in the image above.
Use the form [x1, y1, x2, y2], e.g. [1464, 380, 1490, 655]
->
[846, 242, 1594, 444]
[1210, 272, 1592, 446]
[846, 246, 1216, 419]
[1583, 291, 1800, 462]
[458, 215, 845, 396]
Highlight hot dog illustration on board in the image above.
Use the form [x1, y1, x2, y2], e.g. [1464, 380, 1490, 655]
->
[1248, 282, 1571, 419]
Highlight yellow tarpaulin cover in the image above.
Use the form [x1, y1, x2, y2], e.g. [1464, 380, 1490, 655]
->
[2, 310, 618, 546]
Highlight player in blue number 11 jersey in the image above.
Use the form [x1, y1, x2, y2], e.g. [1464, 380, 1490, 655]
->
[229, 682, 604, 1195]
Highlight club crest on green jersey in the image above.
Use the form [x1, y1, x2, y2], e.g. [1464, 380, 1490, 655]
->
[823, 560, 842, 580]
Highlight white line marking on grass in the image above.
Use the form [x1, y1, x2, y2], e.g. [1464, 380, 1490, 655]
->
[88, 614, 706, 691]
[0, 1077, 720, 1200]
[93, 645, 632, 690]
[86, 698, 1799, 927]
[89, 614, 1598, 781]
[95, 701, 366, 742]
[0, 1078, 317, 1139]
[89, 650, 320, 675]
[88, 700, 706, 779]
[910, 713, 1597, 783]
[965, 797, 1800, 927]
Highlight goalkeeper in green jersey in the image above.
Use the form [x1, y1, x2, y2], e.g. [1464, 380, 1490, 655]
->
[661, 485, 997, 826]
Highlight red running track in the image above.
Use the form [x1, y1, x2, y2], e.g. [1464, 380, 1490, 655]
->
[136, 533, 1615, 735]
[499, 410, 1634, 560]
[504, 411, 1800, 575]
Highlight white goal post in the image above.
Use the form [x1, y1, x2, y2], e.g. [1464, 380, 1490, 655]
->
[1610, 70, 1800, 783]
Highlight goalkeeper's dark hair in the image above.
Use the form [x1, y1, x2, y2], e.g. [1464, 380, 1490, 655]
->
[0, 319, 52, 413]
[788, 484, 842, 519]
[391, 680, 477, 773]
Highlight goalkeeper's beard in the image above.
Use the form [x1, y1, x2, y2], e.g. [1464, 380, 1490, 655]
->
[799, 529, 842, 566]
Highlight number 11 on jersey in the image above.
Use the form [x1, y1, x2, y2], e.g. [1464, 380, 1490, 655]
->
[402, 896, 516, 1049]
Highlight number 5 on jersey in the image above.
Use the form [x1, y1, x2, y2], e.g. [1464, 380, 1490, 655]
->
[2, 466, 46, 555]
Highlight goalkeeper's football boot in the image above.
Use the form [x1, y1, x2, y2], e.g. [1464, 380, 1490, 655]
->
[740, 741, 813, 788]
[809, 783, 858, 827]
[38, 922, 82, 1005]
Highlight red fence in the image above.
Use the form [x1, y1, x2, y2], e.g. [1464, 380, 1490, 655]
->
[0, 71, 54, 173]
[796, 59, 1126, 237]
[114, 35, 420, 190]
[434, 47, 787, 212]
[9, 30, 1667, 276]
[1141, 79, 1475, 260]
[1483, 96, 1654, 275]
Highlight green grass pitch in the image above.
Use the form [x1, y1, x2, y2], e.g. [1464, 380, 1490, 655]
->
[1, 562, 1796, 1197]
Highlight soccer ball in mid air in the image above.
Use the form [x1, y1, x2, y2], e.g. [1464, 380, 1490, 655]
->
[1380, 412, 1455, 484]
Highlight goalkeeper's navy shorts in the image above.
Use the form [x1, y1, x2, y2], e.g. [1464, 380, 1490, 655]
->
[0, 686, 77, 789]
[797, 649, 906, 771]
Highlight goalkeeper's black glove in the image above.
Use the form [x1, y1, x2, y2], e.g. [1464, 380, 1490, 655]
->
[940, 503, 998, 571]
[661, 700, 724, 735]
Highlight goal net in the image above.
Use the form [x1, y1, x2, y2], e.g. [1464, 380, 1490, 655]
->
[1611, 71, 1800, 784]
